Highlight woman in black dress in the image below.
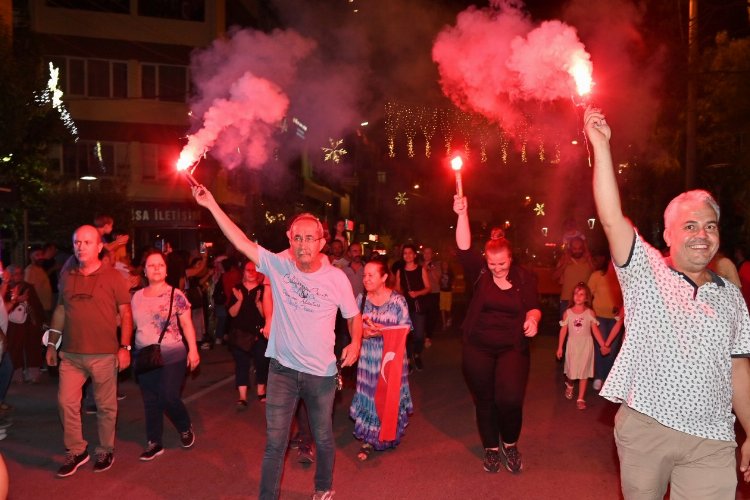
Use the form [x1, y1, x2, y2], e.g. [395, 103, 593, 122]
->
[394, 244, 430, 371]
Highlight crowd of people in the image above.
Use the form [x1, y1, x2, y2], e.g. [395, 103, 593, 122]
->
[3, 107, 750, 498]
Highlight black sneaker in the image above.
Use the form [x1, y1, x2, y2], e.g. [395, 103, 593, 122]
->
[116, 392, 126, 401]
[180, 428, 195, 448]
[501, 445, 523, 474]
[56, 450, 89, 478]
[413, 355, 424, 371]
[93, 452, 114, 473]
[297, 444, 314, 464]
[483, 448, 500, 473]
[140, 442, 164, 461]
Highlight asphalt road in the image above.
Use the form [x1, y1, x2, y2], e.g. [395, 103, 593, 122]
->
[2, 321, 750, 499]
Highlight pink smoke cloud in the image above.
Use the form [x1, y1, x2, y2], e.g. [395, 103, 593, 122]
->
[180, 29, 315, 170]
[432, 1, 593, 129]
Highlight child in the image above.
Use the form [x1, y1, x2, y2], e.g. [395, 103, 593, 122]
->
[556, 283, 609, 410]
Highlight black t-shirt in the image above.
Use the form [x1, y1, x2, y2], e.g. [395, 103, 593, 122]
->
[227, 283, 264, 331]
[472, 283, 524, 349]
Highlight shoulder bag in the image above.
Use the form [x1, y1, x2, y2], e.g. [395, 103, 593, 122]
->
[134, 287, 175, 375]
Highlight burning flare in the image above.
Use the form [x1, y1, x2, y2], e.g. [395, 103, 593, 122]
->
[451, 155, 464, 171]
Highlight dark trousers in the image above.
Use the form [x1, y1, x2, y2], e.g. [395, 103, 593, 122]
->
[137, 361, 191, 445]
[253, 337, 270, 385]
[462, 341, 530, 447]
[0, 353, 13, 401]
[424, 292, 440, 338]
[407, 312, 426, 358]
[231, 346, 253, 387]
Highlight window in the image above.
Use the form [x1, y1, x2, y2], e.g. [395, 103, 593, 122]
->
[141, 64, 188, 102]
[69, 58, 85, 96]
[112, 62, 127, 98]
[62, 141, 117, 178]
[141, 144, 157, 180]
[138, 0, 205, 21]
[87, 59, 110, 98]
[46, 0, 130, 13]
[141, 144, 180, 180]
[159, 65, 187, 102]
[49, 57, 128, 98]
[141, 65, 156, 99]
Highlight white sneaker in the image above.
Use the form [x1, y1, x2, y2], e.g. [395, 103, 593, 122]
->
[593, 379, 603, 391]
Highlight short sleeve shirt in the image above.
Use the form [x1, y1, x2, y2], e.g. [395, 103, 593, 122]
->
[59, 264, 131, 354]
[131, 288, 190, 364]
[257, 247, 359, 377]
[600, 232, 750, 441]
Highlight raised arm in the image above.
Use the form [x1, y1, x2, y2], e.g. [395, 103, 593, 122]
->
[453, 195, 471, 250]
[191, 186, 259, 265]
[585, 108, 634, 266]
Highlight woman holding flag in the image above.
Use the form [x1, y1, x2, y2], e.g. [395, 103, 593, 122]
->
[349, 259, 413, 461]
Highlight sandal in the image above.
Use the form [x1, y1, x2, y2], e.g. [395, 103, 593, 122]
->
[576, 399, 587, 410]
[357, 443, 374, 461]
[564, 383, 574, 400]
[257, 394, 267, 403]
[236, 400, 248, 411]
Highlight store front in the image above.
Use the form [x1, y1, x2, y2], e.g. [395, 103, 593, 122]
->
[129, 202, 231, 262]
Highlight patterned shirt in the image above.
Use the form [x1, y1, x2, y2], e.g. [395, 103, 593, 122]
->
[257, 247, 358, 377]
[600, 232, 750, 441]
[131, 287, 190, 364]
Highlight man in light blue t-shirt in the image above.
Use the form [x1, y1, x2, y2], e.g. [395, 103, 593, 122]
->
[193, 186, 362, 500]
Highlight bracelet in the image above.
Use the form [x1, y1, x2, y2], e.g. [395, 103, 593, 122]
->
[48, 328, 62, 335]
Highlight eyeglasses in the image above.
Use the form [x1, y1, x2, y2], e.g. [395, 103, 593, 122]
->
[292, 235, 322, 245]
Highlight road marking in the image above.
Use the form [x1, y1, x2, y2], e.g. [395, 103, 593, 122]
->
[184, 375, 234, 403]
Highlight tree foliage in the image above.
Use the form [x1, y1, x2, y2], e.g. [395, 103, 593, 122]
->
[697, 32, 750, 248]
[0, 25, 71, 248]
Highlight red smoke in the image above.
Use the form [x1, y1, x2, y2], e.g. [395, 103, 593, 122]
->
[181, 29, 315, 170]
[432, 1, 593, 128]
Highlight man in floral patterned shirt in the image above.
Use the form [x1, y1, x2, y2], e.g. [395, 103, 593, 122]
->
[585, 107, 750, 499]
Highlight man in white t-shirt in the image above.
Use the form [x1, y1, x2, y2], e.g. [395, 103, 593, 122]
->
[193, 187, 362, 500]
[586, 107, 750, 498]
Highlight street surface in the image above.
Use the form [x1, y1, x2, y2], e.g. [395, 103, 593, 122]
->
[2, 321, 750, 499]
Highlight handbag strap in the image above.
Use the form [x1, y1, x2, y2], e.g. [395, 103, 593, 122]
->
[359, 290, 367, 313]
[157, 287, 175, 344]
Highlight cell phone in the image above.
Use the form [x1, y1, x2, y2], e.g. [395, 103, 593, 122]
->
[199, 242, 207, 254]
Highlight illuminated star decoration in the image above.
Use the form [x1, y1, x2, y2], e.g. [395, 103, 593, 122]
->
[395, 192, 409, 206]
[35, 62, 79, 140]
[534, 203, 545, 216]
[322, 138, 348, 164]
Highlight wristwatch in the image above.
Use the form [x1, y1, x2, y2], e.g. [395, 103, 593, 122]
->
[119, 345, 132, 351]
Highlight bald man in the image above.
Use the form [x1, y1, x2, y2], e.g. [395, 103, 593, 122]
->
[46, 225, 132, 478]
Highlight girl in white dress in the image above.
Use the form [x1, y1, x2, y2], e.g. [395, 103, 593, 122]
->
[556, 283, 608, 409]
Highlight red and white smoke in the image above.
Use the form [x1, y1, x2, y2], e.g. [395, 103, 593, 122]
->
[177, 73, 289, 171]
[178, 29, 315, 171]
[432, 0, 593, 126]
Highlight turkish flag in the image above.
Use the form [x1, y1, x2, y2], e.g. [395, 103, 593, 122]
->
[375, 325, 410, 442]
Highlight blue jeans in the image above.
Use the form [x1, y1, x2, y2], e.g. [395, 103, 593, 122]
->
[259, 359, 337, 499]
[594, 317, 621, 382]
[137, 360, 191, 444]
[407, 312, 426, 358]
